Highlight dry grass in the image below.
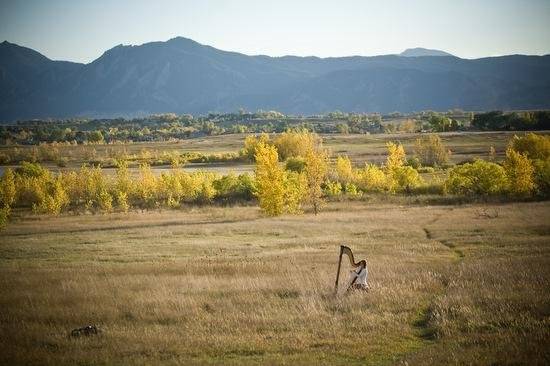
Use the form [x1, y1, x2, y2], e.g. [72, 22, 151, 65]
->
[1, 201, 549, 365]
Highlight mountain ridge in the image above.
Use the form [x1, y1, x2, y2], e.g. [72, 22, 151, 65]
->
[1, 38, 550, 120]
[400, 47, 454, 57]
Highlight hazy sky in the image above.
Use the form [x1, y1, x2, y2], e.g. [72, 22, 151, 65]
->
[1, 0, 549, 63]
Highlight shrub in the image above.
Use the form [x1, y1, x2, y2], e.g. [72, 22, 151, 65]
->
[504, 148, 535, 197]
[242, 133, 270, 161]
[134, 163, 158, 208]
[324, 181, 342, 197]
[385, 142, 422, 192]
[0, 205, 10, 229]
[237, 174, 256, 201]
[445, 160, 509, 196]
[0, 168, 16, 207]
[273, 130, 320, 160]
[98, 190, 113, 212]
[509, 133, 550, 160]
[412, 183, 445, 195]
[356, 164, 387, 192]
[194, 172, 218, 202]
[211, 173, 255, 202]
[56, 157, 69, 167]
[16, 162, 47, 178]
[344, 183, 361, 197]
[414, 134, 449, 167]
[335, 155, 354, 184]
[417, 166, 435, 173]
[34, 175, 69, 215]
[406, 156, 421, 169]
[391, 166, 423, 193]
[285, 157, 306, 173]
[533, 159, 550, 196]
[116, 191, 130, 212]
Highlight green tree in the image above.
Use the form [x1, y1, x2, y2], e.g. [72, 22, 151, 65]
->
[428, 114, 452, 132]
[88, 130, 104, 143]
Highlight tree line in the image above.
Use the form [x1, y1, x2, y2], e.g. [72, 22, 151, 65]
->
[2, 109, 548, 146]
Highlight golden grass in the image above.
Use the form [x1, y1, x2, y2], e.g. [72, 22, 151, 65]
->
[1, 201, 549, 365]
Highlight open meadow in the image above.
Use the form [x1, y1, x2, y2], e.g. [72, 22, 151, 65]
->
[1, 200, 549, 365]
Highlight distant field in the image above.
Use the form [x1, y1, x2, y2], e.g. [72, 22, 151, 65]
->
[1, 131, 545, 176]
[1, 201, 549, 365]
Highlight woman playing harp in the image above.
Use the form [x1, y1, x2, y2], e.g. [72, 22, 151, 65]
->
[334, 245, 369, 293]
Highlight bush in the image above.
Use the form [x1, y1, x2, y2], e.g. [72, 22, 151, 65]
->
[414, 134, 449, 167]
[324, 181, 342, 197]
[56, 157, 69, 167]
[335, 155, 354, 184]
[116, 191, 130, 212]
[356, 164, 387, 192]
[445, 160, 508, 196]
[390, 166, 423, 193]
[412, 183, 445, 195]
[0, 168, 16, 207]
[33, 175, 69, 215]
[242, 133, 270, 161]
[533, 159, 550, 196]
[344, 183, 361, 197]
[273, 130, 320, 160]
[285, 157, 306, 173]
[406, 156, 421, 169]
[509, 133, 550, 161]
[0, 205, 10, 229]
[16, 162, 47, 178]
[417, 166, 435, 173]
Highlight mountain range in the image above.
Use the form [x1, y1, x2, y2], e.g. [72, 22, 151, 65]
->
[1, 37, 550, 121]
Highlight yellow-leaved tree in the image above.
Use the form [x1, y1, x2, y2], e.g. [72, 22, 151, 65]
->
[254, 141, 287, 216]
[0, 168, 16, 207]
[504, 148, 535, 197]
[335, 155, 354, 184]
[386, 142, 406, 171]
[304, 147, 329, 215]
[255, 141, 307, 216]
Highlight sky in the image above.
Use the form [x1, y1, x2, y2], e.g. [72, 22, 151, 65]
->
[0, 0, 549, 63]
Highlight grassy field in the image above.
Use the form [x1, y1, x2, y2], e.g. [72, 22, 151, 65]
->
[1, 200, 549, 365]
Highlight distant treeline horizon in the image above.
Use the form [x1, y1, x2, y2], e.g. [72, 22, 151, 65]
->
[1, 109, 549, 146]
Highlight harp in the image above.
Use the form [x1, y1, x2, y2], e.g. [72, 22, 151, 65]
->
[334, 245, 367, 294]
